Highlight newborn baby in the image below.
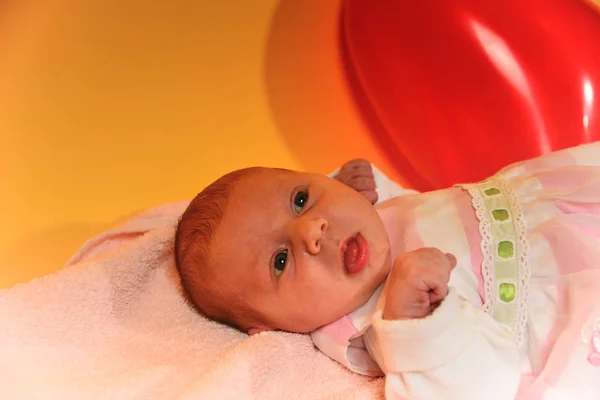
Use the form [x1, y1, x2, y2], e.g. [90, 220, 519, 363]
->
[174, 158, 391, 334]
[175, 145, 600, 400]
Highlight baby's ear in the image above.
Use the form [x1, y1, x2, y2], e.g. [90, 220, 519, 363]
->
[247, 327, 272, 335]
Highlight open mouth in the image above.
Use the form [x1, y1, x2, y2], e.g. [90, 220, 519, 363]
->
[341, 233, 370, 274]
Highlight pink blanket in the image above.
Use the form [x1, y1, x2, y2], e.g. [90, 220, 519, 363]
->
[0, 167, 412, 399]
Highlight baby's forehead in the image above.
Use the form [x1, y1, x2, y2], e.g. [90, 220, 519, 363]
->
[229, 168, 299, 198]
[210, 169, 302, 263]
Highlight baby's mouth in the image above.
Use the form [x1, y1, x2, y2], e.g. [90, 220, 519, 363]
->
[341, 233, 370, 275]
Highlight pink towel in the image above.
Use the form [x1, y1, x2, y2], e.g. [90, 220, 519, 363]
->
[0, 167, 411, 399]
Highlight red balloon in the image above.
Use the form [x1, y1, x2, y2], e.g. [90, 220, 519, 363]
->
[342, 0, 600, 191]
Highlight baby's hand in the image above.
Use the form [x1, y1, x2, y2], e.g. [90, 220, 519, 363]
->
[336, 159, 378, 204]
[383, 248, 457, 320]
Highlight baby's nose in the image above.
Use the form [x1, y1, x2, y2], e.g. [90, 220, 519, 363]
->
[297, 217, 328, 255]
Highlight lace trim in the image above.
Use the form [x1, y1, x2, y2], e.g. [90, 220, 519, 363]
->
[458, 178, 530, 346]
[462, 185, 495, 316]
[498, 177, 531, 346]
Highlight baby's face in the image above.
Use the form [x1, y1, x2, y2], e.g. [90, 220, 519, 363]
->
[209, 168, 391, 333]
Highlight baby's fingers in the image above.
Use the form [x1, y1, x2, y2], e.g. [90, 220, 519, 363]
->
[348, 165, 374, 178]
[344, 158, 372, 169]
[340, 159, 373, 178]
[445, 253, 457, 269]
[347, 176, 375, 191]
[360, 190, 378, 205]
[429, 282, 449, 305]
[427, 253, 456, 306]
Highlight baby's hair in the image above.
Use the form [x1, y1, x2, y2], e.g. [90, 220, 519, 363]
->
[174, 167, 262, 331]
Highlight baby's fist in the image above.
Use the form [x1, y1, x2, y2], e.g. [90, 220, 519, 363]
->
[336, 159, 378, 204]
[383, 248, 457, 321]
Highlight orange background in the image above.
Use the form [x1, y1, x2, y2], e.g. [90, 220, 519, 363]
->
[0, 0, 396, 288]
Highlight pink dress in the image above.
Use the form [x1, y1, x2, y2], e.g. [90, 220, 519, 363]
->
[311, 142, 600, 399]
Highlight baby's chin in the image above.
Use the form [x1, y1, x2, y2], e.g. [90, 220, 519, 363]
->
[364, 247, 391, 287]
[277, 320, 322, 334]
[276, 308, 357, 334]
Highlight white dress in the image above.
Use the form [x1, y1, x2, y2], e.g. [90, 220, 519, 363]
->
[312, 142, 600, 399]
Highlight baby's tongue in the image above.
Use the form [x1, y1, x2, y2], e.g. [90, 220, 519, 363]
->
[344, 239, 359, 273]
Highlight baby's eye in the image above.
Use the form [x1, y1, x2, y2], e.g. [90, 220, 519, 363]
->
[293, 190, 309, 213]
[273, 250, 288, 277]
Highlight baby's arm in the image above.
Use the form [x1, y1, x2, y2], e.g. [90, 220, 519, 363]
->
[365, 249, 521, 400]
[335, 159, 378, 204]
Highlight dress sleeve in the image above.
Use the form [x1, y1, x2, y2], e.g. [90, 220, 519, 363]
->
[364, 289, 522, 400]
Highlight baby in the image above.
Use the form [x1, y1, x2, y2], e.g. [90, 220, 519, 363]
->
[175, 145, 600, 399]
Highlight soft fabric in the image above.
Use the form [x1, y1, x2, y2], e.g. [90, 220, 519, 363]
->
[0, 166, 408, 400]
[312, 142, 600, 399]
